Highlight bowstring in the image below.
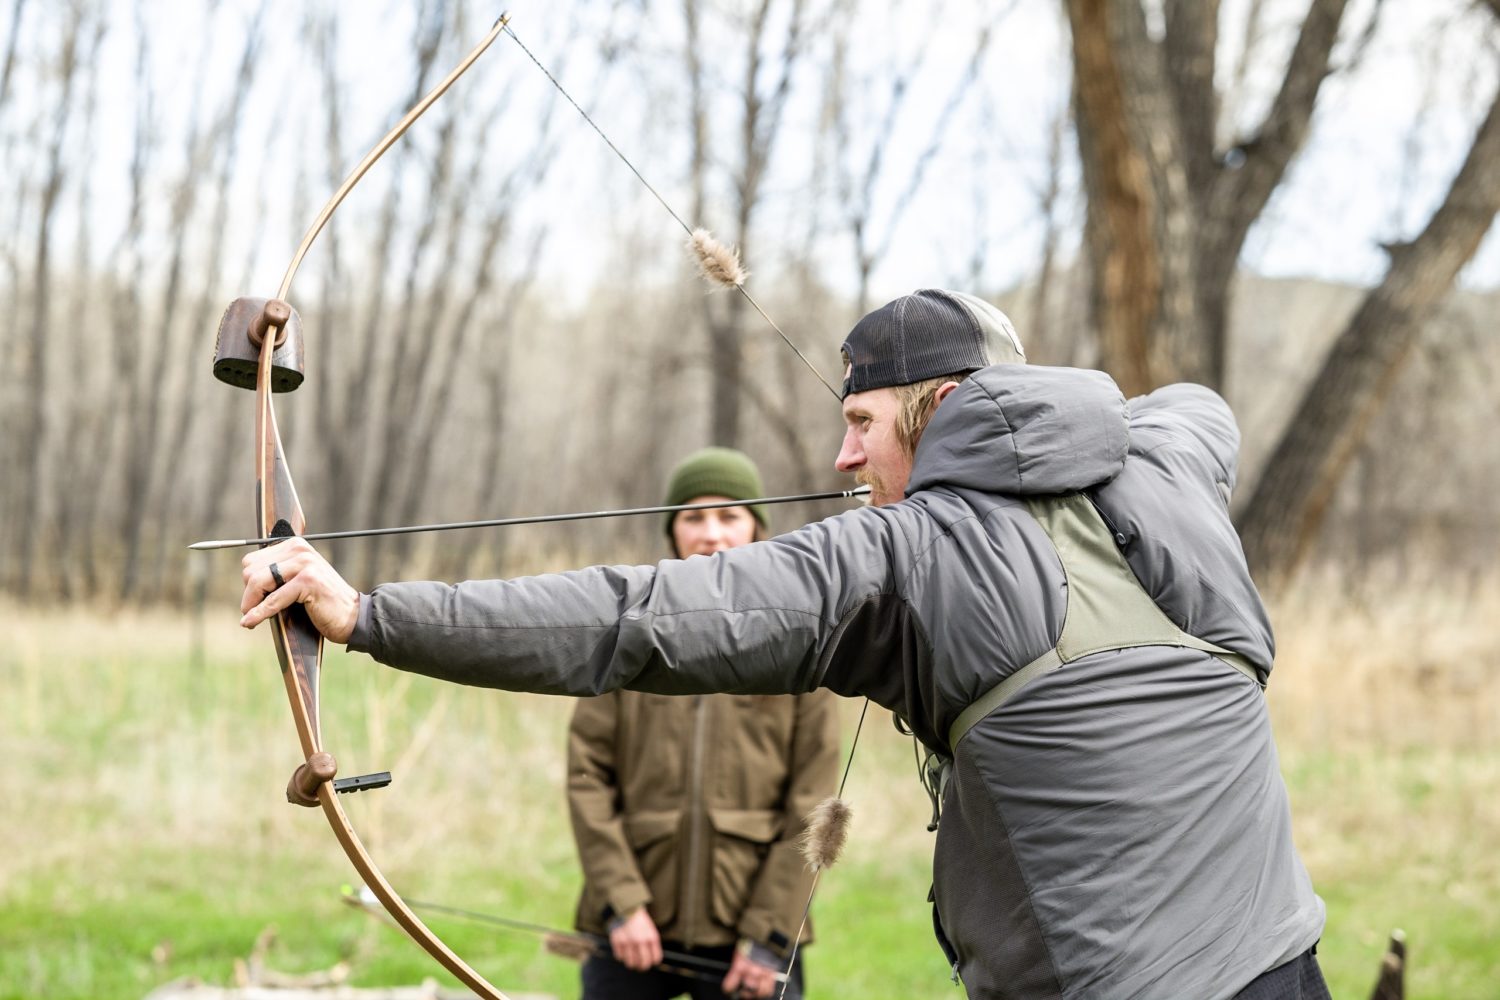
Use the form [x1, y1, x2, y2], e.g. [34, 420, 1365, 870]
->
[503, 24, 876, 995]
[502, 23, 838, 398]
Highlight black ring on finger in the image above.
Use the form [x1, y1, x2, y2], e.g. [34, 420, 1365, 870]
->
[269, 562, 286, 589]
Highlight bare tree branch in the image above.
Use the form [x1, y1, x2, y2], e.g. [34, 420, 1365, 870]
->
[1212, 0, 1348, 246]
[866, 17, 996, 282]
[1163, 0, 1220, 197]
[1219, 0, 1267, 147]
[0, 0, 25, 108]
[1237, 82, 1500, 588]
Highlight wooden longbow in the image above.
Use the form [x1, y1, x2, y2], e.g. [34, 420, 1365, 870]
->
[212, 14, 513, 999]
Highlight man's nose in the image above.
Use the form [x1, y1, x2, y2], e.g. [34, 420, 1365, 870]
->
[835, 428, 864, 473]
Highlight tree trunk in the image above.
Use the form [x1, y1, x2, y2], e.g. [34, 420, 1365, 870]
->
[0, 0, 26, 108]
[1066, 0, 1159, 396]
[1067, 0, 1348, 393]
[691, 0, 808, 448]
[1236, 84, 1500, 588]
[17, 7, 82, 596]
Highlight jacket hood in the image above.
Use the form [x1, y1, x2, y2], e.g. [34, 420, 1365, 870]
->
[906, 365, 1129, 497]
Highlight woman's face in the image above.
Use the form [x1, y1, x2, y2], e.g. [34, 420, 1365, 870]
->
[671, 495, 758, 557]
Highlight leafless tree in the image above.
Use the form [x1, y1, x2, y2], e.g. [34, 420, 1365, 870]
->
[1237, 80, 1500, 586]
[825, 0, 998, 316]
[684, 0, 811, 448]
[1065, 0, 1498, 587]
[15, 1, 86, 597]
[0, 0, 25, 109]
[1065, 0, 1355, 394]
[52, 11, 105, 599]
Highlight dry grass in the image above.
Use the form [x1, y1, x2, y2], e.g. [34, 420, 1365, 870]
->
[0, 601, 578, 901]
[1268, 570, 1500, 751]
[2, 576, 1497, 996]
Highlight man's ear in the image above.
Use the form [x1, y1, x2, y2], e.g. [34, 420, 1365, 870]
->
[933, 380, 963, 407]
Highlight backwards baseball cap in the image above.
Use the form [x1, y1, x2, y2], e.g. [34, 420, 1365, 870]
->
[840, 289, 1025, 398]
[661, 446, 770, 536]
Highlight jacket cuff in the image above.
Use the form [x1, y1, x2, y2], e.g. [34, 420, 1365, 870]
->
[737, 911, 797, 957]
[347, 593, 375, 653]
[606, 883, 652, 924]
[746, 940, 785, 969]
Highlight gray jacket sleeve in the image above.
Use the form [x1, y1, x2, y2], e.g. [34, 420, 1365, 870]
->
[348, 504, 907, 698]
[1127, 382, 1241, 494]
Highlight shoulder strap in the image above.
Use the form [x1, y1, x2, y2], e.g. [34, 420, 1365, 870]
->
[948, 494, 1262, 750]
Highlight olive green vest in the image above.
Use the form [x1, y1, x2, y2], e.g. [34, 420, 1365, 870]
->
[948, 493, 1263, 751]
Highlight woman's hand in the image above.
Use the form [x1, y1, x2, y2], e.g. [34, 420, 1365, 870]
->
[607, 907, 663, 972]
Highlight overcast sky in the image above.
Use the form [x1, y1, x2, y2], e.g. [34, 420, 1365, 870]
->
[5, 0, 1497, 311]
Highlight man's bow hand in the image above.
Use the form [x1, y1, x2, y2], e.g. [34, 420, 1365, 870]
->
[240, 537, 360, 644]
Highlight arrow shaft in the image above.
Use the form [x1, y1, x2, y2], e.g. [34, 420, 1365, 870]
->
[190, 486, 870, 550]
[362, 893, 785, 983]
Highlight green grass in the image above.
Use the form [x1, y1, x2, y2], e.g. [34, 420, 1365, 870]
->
[2, 597, 1498, 998]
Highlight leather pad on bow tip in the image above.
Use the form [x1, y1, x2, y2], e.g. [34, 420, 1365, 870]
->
[287, 751, 338, 807]
[212, 296, 306, 393]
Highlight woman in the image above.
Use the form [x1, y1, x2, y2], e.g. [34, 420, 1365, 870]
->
[566, 447, 840, 1000]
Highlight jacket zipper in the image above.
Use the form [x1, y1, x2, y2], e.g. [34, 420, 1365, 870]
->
[680, 695, 710, 944]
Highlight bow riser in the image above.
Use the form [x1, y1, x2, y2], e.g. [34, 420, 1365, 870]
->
[254, 326, 325, 758]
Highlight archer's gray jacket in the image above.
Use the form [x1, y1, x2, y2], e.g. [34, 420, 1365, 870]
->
[350, 365, 1325, 1000]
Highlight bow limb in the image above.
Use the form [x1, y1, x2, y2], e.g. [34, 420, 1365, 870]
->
[254, 330, 510, 1000]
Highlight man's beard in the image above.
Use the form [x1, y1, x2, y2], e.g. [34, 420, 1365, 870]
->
[855, 468, 893, 504]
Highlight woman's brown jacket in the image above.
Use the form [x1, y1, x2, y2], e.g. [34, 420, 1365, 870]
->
[566, 689, 840, 956]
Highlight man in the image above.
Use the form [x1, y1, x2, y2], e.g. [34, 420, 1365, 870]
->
[568, 447, 837, 1000]
[243, 289, 1327, 999]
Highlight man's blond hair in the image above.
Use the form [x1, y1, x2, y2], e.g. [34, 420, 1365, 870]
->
[893, 372, 972, 457]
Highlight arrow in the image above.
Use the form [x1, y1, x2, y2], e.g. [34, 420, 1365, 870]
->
[189, 486, 870, 550]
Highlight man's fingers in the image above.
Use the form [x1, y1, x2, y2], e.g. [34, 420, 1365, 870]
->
[240, 579, 261, 615]
[238, 555, 296, 615]
[241, 537, 314, 583]
[240, 575, 304, 628]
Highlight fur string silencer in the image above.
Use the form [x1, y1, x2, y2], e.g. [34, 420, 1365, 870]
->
[689, 228, 748, 288]
[777, 700, 868, 998]
[801, 796, 853, 873]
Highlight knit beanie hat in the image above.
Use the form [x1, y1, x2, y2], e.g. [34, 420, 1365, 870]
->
[662, 447, 770, 536]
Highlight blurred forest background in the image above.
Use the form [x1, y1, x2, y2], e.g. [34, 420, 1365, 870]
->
[2, 0, 1500, 998]
[1, 0, 1497, 602]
